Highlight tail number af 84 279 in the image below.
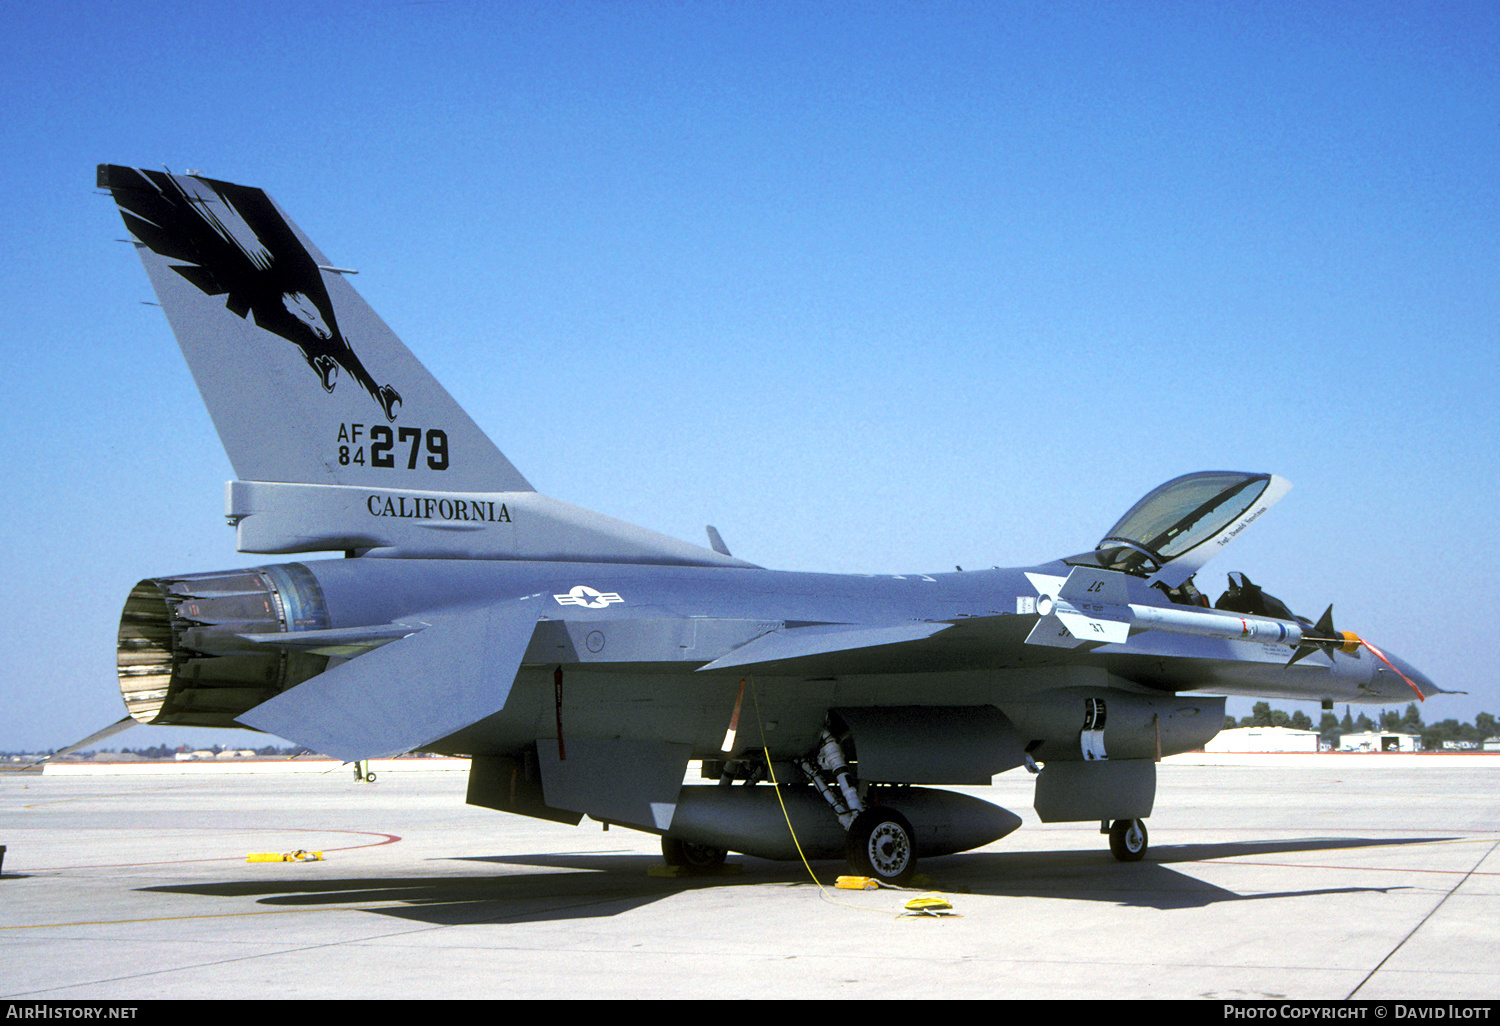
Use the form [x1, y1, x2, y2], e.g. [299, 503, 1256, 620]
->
[337, 423, 449, 470]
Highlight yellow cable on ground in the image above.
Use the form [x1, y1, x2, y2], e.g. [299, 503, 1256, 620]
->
[246, 850, 324, 862]
[748, 678, 929, 916]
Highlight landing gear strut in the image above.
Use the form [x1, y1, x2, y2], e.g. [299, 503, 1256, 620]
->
[1108, 818, 1148, 862]
[800, 726, 920, 885]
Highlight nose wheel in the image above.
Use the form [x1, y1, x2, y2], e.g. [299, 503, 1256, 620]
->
[1108, 818, 1148, 862]
[846, 808, 917, 884]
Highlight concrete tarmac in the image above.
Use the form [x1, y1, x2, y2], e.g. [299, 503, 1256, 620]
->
[3, 755, 1499, 1000]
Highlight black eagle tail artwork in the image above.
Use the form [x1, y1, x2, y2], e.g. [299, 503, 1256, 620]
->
[104, 166, 402, 421]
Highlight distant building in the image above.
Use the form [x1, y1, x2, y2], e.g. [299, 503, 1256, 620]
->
[1485, 736, 1500, 753]
[1207, 726, 1320, 753]
[1339, 731, 1421, 753]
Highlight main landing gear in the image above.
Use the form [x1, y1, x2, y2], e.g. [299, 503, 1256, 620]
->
[1108, 818, 1148, 862]
[801, 728, 918, 886]
[846, 808, 916, 884]
[660, 836, 728, 871]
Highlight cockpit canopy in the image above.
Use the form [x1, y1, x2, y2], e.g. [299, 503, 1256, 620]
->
[1065, 471, 1291, 588]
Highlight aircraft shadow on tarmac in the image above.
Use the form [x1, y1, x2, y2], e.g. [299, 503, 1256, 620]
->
[142, 861, 680, 926]
[912, 835, 1447, 911]
[139, 835, 1446, 923]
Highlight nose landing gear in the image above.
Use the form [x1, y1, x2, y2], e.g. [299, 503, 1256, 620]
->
[1108, 818, 1148, 862]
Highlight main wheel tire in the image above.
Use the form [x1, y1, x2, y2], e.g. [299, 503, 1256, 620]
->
[661, 836, 728, 871]
[846, 808, 917, 885]
[1108, 818, 1148, 862]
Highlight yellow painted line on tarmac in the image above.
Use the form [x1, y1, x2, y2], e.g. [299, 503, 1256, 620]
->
[18, 784, 196, 809]
[0, 902, 412, 931]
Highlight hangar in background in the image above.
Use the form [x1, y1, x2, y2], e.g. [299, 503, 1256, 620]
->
[1206, 726, 1320, 753]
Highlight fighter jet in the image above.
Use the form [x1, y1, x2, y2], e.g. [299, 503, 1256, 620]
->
[99, 165, 1444, 883]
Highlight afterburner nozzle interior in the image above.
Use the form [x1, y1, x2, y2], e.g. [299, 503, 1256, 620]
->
[116, 564, 329, 728]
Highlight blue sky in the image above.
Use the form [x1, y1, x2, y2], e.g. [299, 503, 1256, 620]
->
[3, 0, 1496, 751]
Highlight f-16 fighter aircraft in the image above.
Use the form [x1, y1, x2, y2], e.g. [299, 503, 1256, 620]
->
[99, 165, 1443, 883]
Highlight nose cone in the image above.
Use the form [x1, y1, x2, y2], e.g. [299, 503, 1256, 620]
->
[1368, 645, 1441, 701]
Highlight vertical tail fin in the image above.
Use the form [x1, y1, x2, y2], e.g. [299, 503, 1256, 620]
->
[101, 165, 752, 567]
[98, 165, 531, 494]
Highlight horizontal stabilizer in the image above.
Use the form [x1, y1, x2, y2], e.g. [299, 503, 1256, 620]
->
[28, 716, 137, 767]
[697, 621, 952, 672]
[237, 603, 538, 761]
[237, 621, 425, 657]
